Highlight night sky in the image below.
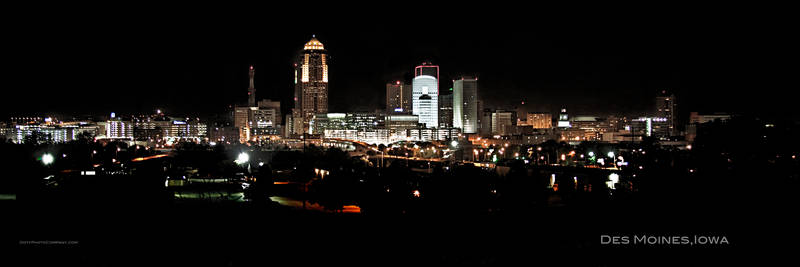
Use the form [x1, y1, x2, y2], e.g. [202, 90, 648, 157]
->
[5, 9, 794, 122]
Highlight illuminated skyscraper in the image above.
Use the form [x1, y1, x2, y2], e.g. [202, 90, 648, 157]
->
[453, 76, 478, 133]
[412, 75, 438, 128]
[386, 81, 412, 113]
[291, 36, 329, 135]
[655, 90, 676, 137]
[248, 65, 256, 107]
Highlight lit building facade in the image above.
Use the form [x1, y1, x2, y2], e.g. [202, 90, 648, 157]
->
[491, 110, 514, 136]
[292, 36, 329, 135]
[453, 76, 478, 133]
[655, 90, 676, 137]
[438, 92, 453, 128]
[386, 81, 412, 113]
[527, 113, 553, 129]
[557, 108, 571, 128]
[412, 75, 438, 128]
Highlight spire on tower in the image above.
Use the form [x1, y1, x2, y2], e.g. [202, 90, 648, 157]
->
[248, 65, 256, 106]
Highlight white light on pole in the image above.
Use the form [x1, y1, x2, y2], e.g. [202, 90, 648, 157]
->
[235, 152, 249, 165]
[41, 153, 54, 165]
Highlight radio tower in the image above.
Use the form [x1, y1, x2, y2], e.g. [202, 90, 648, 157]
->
[248, 65, 256, 107]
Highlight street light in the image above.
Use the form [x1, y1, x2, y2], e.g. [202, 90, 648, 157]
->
[235, 152, 249, 165]
[41, 153, 54, 165]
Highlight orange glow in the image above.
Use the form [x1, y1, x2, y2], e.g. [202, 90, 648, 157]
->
[341, 205, 361, 213]
[131, 154, 169, 162]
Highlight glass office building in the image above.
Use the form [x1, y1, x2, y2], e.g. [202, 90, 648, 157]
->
[412, 75, 438, 128]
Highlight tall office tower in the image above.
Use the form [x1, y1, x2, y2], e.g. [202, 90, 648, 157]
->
[386, 81, 412, 113]
[452, 76, 478, 133]
[412, 75, 438, 128]
[292, 36, 329, 134]
[655, 90, 676, 137]
[248, 65, 256, 107]
[438, 93, 453, 128]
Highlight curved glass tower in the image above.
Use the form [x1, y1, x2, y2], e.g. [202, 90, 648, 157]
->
[412, 75, 438, 128]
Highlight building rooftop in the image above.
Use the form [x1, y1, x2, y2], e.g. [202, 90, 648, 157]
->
[304, 37, 324, 50]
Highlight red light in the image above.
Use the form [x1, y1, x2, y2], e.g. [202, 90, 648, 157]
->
[250, 66, 253, 70]
[396, 81, 400, 85]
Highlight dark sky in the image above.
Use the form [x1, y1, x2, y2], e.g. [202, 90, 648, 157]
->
[5, 7, 795, 122]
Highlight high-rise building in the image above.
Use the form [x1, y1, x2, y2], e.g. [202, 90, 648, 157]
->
[292, 36, 329, 135]
[438, 92, 453, 128]
[248, 65, 256, 107]
[453, 76, 478, 133]
[386, 81, 412, 113]
[655, 90, 676, 137]
[412, 75, 438, 128]
[491, 110, 514, 136]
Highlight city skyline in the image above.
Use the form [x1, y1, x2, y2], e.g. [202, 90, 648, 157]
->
[5, 8, 796, 265]
[6, 18, 792, 122]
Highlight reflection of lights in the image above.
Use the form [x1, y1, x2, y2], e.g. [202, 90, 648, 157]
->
[41, 153, 54, 165]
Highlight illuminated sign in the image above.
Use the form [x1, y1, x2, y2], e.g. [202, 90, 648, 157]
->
[173, 121, 186, 125]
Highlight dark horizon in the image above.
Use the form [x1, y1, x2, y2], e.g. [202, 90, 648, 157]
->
[5, 11, 795, 122]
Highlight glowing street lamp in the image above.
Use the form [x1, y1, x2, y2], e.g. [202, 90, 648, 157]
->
[41, 153, 54, 165]
[235, 152, 249, 165]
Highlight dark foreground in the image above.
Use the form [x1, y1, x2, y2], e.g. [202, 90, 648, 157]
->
[5, 194, 795, 266]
